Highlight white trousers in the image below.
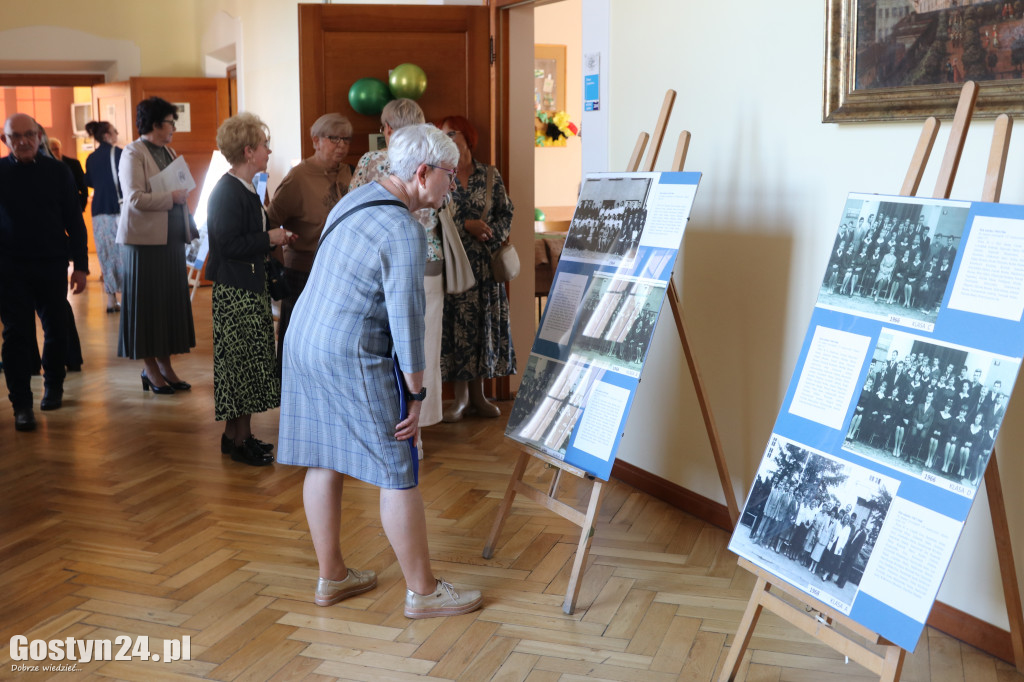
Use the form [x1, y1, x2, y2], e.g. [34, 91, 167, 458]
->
[420, 272, 444, 427]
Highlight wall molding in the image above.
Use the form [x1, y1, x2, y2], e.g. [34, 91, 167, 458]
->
[609, 459, 1015, 665]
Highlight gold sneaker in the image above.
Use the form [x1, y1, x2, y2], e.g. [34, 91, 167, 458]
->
[314, 568, 377, 606]
[404, 578, 482, 618]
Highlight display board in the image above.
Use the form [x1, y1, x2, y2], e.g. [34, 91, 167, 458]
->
[729, 192, 1024, 651]
[505, 171, 700, 479]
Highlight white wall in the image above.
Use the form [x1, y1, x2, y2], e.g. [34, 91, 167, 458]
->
[607, 0, 1022, 632]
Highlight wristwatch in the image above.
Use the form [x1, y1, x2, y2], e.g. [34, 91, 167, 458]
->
[407, 387, 427, 402]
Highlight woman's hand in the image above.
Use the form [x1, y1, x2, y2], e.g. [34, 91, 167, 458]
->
[395, 400, 421, 441]
[464, 218, 493, 242]
[268, 228, 294, 247]
[171, 189, 189, 205]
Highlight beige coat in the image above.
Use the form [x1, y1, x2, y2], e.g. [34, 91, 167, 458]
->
[115, 138, 188, 246]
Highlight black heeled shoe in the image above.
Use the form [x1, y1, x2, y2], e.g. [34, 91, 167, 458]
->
[141, 371, 175, 395]
[231, 437, 274, 466]
[221, 433, 273, 456]
[160, 373, 191, 391]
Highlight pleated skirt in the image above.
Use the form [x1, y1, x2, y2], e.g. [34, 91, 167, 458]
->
[118, 242, 196, 359]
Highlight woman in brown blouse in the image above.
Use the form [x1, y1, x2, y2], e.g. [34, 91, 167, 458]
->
[266, 113, 354, 374]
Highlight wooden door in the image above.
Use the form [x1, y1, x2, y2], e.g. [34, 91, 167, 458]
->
[127, 76, 230, 215]
[298, 3, 501, 398]
[297, 4, 492, 165]
[91, 82, 132, 151]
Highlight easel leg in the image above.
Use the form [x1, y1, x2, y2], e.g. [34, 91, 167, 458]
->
[563, 479, 605, 615]
[483, 451, 529, 560]
[984, 451, 1024, 672]
[717, 576, 768, 682]
[879, 646, 906, 682]
[548, 468, 562, 497]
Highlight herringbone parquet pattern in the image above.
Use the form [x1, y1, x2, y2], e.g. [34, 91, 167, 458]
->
[2, 264, 1022, 681]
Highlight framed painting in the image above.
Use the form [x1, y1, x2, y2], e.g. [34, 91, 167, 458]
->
[535, 44, 566, 115]
[824, 0, 1024, 122]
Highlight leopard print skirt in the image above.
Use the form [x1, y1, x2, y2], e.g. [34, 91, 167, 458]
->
[212, 281, 280, 421]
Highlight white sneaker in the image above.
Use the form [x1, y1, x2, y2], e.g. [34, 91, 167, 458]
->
[404, 578, 482, 618]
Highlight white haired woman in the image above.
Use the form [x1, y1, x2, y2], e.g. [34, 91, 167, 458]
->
[266, 112, 355, 376]
[277, 124, 482, 618]
[350, 99, 444, 457]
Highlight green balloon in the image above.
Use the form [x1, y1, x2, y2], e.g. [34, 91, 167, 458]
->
[348, 77, 392, 116]
[389, 63, 427, 100]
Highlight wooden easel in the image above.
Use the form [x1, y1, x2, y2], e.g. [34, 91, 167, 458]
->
[600, 89, 741, 529]
[719, 81, 1024, 680]
[483, 90, 738, 614]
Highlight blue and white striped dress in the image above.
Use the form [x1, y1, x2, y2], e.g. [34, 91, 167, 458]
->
[277, 182, 426, 488]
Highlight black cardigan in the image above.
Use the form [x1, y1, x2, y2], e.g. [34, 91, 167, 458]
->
[205, 173, 272, 293]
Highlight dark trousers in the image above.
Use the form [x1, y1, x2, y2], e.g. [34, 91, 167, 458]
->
[28, 299, 82, 372]
[276, 266, 310, 379]
[0, 262, 70, 410]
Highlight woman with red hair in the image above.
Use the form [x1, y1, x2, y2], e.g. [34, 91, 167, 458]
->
[438, 115, 516, 421]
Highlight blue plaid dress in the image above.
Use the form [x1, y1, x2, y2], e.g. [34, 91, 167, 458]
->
[276, 183, 426, 489]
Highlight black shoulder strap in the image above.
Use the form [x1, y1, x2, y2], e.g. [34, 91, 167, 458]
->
[317, 199, 406, 253]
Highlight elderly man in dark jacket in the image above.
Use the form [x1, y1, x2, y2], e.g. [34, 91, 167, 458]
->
[0, 113, 89, 431]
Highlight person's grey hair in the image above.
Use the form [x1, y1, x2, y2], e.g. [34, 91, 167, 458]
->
[310, 113, 352, 138]
[381, 99, 425, 130]
[387, 124, 458, 182]
[217, 112, 270, 165]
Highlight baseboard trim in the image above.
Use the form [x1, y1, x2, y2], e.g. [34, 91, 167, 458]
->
[609, 459, 1016, 665]
[610, 459, 733, 531]
[927, 600, 1015, 664]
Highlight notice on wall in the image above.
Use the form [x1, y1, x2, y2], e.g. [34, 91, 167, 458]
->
[728, 193, 1024, 651]
[506, 172, 700, 480]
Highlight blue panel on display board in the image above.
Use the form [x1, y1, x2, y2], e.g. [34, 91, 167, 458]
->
[506, 171, 701, 481]
[728, 195, 1024, 651]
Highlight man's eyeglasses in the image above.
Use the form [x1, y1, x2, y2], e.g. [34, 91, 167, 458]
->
[161, 119, 177, 129]
[427, 164, 457, 186]
[5, 131, 39, 142]
[326, 135, 351, 145]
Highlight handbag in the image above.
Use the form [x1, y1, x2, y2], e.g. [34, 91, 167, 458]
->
[439, 202, 476, 294]
[266, 257, 291, 301]
[491, 241, 521, 282]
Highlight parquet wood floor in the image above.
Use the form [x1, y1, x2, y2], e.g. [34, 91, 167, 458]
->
[2, 265, 1022, 681]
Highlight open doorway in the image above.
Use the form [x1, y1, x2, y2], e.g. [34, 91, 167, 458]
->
[532, 0, 582, 325]
[533, 0, 582, 223]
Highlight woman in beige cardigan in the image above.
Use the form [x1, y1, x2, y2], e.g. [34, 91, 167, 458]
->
[116, 97, 196, 394]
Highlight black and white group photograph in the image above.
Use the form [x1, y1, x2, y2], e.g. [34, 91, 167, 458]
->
[568, 274, 665, 377]
[841, 329, 1018, 493]
[817, 197, 969, 329]
[731, 436, 897, 610]
[506, 354, 601, 456]
[563, 176, 652, 267]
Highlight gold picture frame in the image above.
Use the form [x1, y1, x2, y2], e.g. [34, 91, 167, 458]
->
[824, 0, 1024, 123]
